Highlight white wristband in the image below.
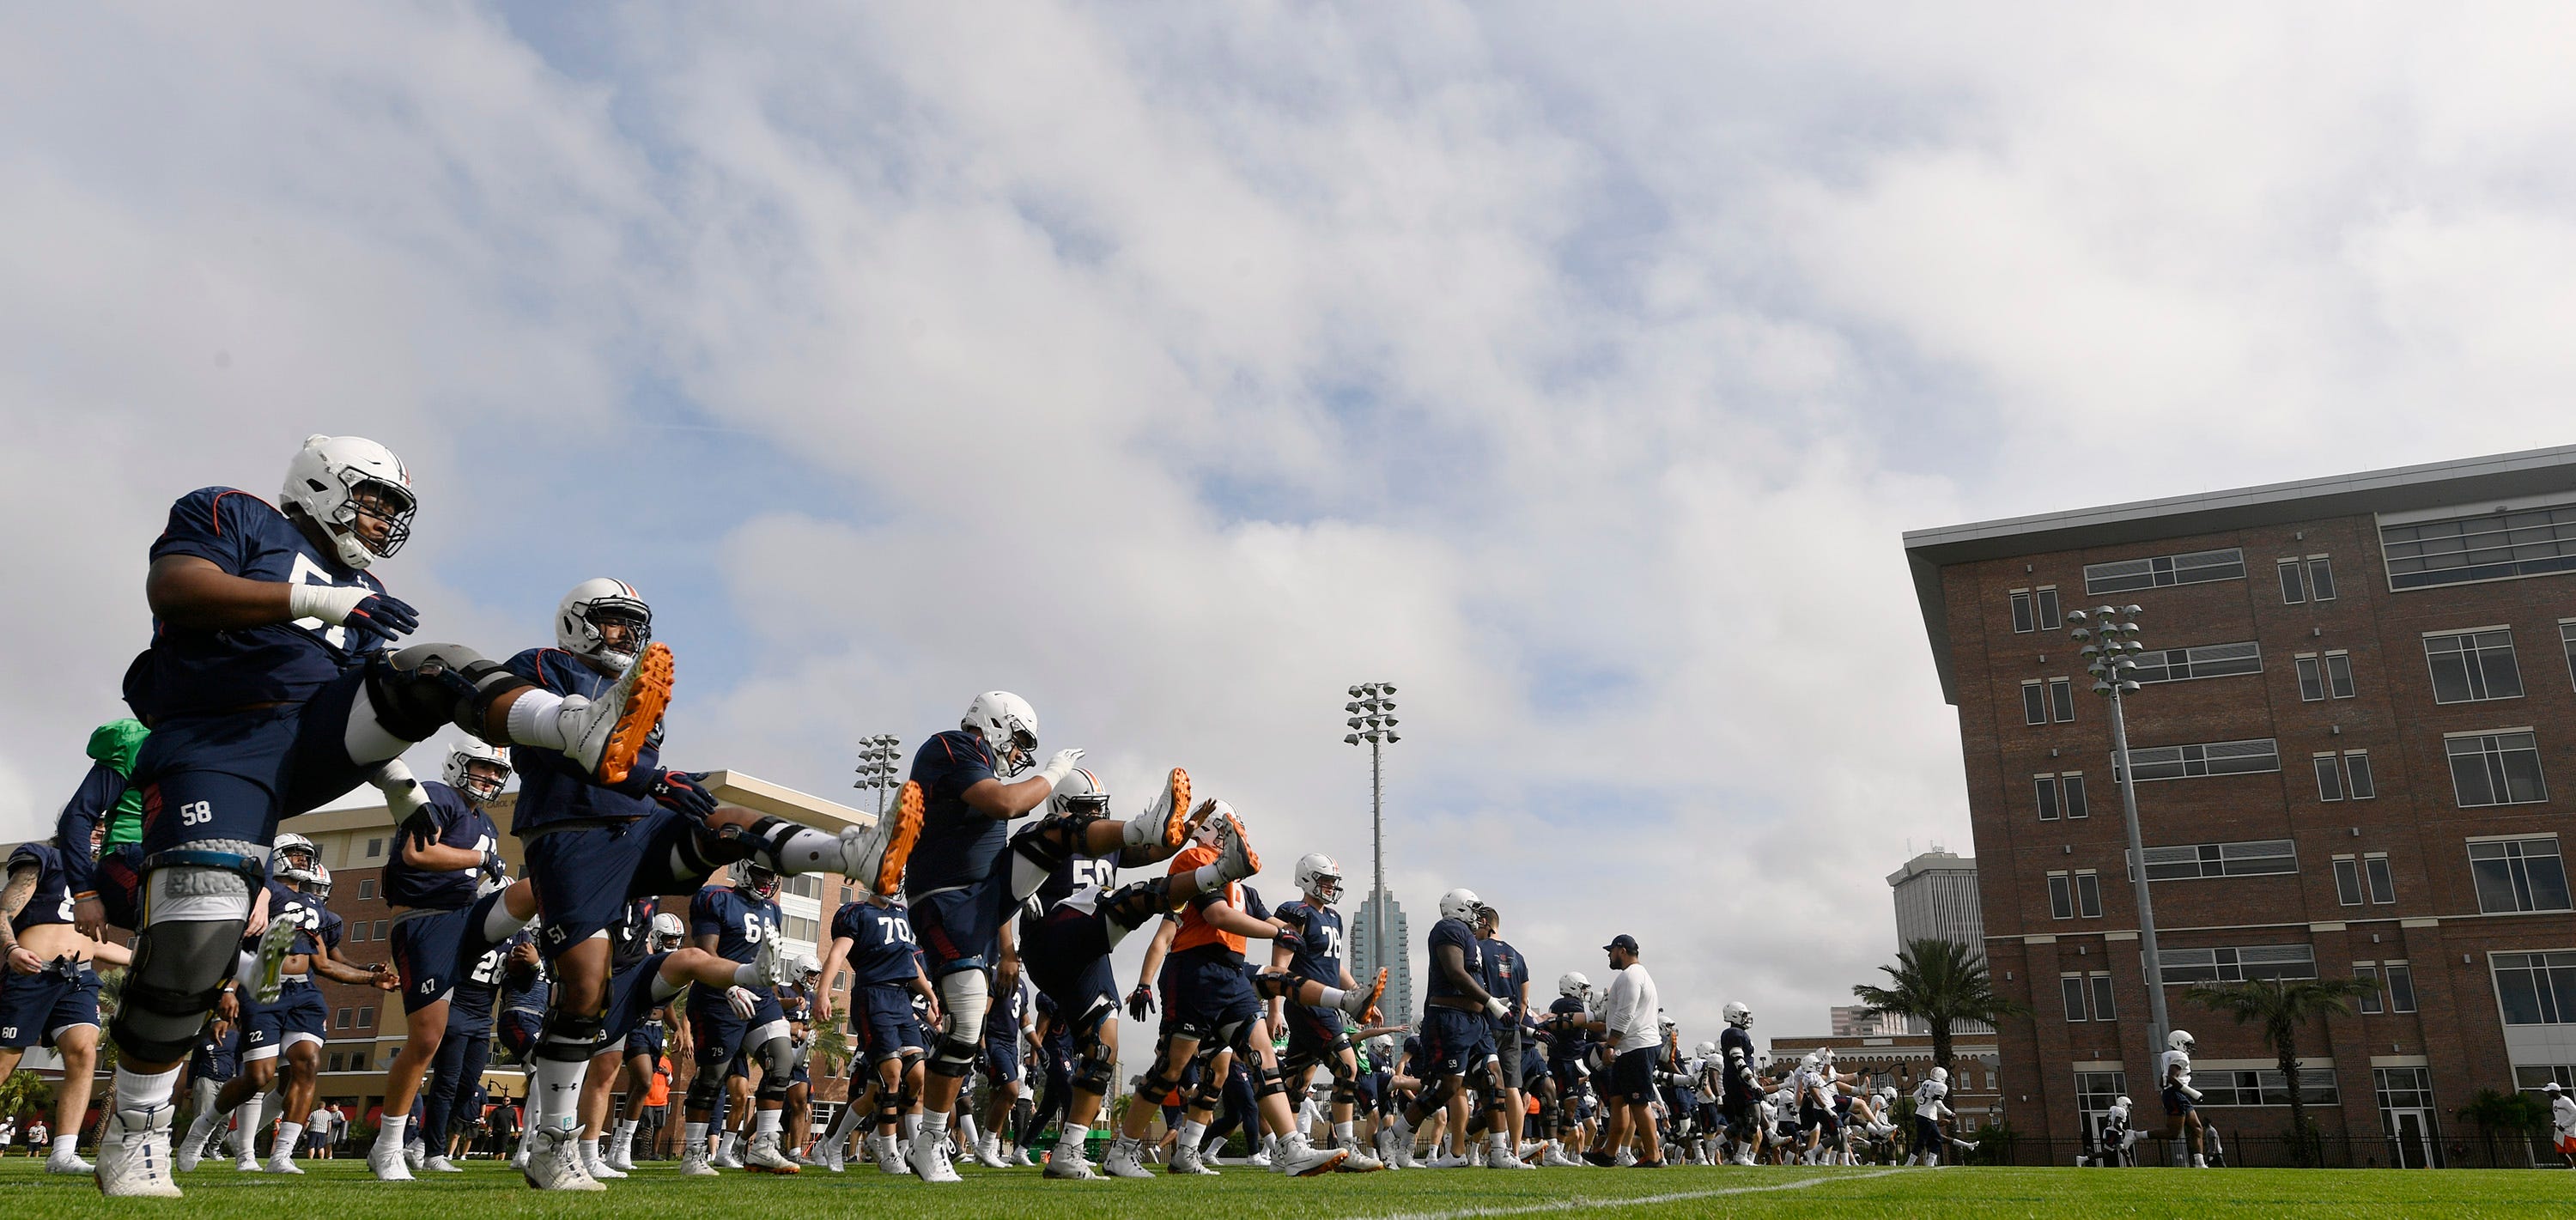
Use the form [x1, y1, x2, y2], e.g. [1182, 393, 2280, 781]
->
[288, 583, 369, 625]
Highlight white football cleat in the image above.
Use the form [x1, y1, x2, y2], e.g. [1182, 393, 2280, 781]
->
[845, 784, 924, 896]
[263, 1154, 304, 1174]
[1044, 1139, 1097, 1179]
[606, 1143, 635, 1173]
[252, 919, 298, 1003]
[1334, 1142, 1385, 1172]
[563, 641, 674, 785]
[406, 1141, 426, 1170]
[1102, 1138, 1154, 1179]
[523, 1126, 605, 1192]
[1170, 1140, 1219, 1175]
[875, 1133, 913, 1175]
[423, 1155, 462, 1173]
[974, 1132, 1011, 1169]
[714, 1134, 745, 1168]
[909, 1127, 963, 1183]
[1012, 1144, 1036, 1168]
[585, 1144, 628, 1179]
[1273, 1132, 1347, 1177]
[1212, 811, 1261, 883]
[744, 1131, 799, 1174]
[370, 1138, 415, 1181]
[679, 1142, 720, 1177]
[753, 931, 789, 988]
[93, 1104, 184, 1199]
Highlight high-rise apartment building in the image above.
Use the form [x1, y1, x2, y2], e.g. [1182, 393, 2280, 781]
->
[1351, 889, 1413, 1025]
[1890, 850, 1985, 951]
[1905, 446, 2576, 1167]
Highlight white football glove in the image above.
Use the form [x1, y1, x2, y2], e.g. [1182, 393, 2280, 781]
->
[726, 986, 758, 1019]
[1485, 997, 1509, 1021]
[1038, 749, 1087, 786]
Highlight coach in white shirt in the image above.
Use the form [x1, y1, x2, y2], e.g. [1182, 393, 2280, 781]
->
[1580, 934, 1665, 1167]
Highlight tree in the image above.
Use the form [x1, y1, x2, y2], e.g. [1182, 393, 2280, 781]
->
[1851, 938, 2027, 1075]
[0, 1070, 53, 1126]
[2455, 1088, 2551, 1168]
[2184, 976, 2378, 1168]
[809, 1019, 851, 1079]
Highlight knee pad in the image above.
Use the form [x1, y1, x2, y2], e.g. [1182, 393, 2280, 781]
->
[1250, 969, 1298, 1000]
[112, 917, 249, 1061]
[1076, 1043, 1116, 1096]
[1255, 1065, 1287, 1101]
[380, 644, 530, 738]
[536, 1009, 606, 1063]
[1189, 1075, 1225, 1112]
[756, 1036, 796, 1102]
[686, 1071, 724, 1113]
[1007, 812, 1103, 901]
[929, 971, 989, 1078]
[1332, 1079, 1358, 1108]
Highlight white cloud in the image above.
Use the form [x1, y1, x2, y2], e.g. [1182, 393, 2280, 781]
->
[4, 3, 2574, 1049]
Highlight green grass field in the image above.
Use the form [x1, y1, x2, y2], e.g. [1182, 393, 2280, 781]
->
[3, 1157, 2567, 1218]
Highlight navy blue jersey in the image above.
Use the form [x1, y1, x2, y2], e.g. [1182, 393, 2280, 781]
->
[904, 731, 1001, 894]
[55, 765, 128, 900]
[607, 898, 659, 970]
[190, 1026, 239, 1080]
[126, 488, 388, 720]
[258, 880, 332, 956]
[982, 980, 1024, 1042]
[5, 842, 74, 937]
[381, 781, 495, 911]
[830, 900, 920, 987]
[1270, 900, 1345, 986]
[1239, 883, 1270, 924]
[690, 884, 781, 965]
[501, 950, 550, 1017]
[1547, 995, 1594, 1059]
[1718, 1027, 1757, 1096]
[1424, 916, 1483, 1001]
[1030, 835, 1117, 915]
[501, 647, 662, 834]
[449, 932, 523, 1026]
[1479, 936, 1527, 1016]
[781, 986, 813, 1023]
[315, 905, 345, 952]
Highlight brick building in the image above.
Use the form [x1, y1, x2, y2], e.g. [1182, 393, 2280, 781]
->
[1905, 445, 2576, 1168]
[1767, 1031, 2004, 1132]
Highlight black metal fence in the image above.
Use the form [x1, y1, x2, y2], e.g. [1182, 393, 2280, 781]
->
[1979, 1131, 2563, 1169]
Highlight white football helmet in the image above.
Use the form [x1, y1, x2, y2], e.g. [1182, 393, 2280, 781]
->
[306, 863, 334, 900]
[1558, 971, 1590, 999]
[1801, 1053, 1820, 1071]
[1880, 1085, 1897, 1101]
[1929, 1065, 1948, 1084]
[2113, 1096, 2131, 1109]
[736, 863, 780, 901]
[650, 912, 686, 950]
[272, 832, 319, 874]
[556, 579, 652, 672]
[963, 691, 1040, 771]
[280, 434, 415, 569]
[1659, 1011, 1678, 1033]
[1437, 888, 1481, 923]
[2166, 1029, 2195, 1053]
[443, 738, 512, 804]
[1050, 767, 1109, 817]
[794, 953, 823, 982]
[1293, 853, 1343, 905]
[1695, 1040, 1716, 1059]
[1191, 799, 1236, 847]
[1723, 1001, 1753, 1029]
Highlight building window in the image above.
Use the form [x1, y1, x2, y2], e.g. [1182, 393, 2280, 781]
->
[374, 919, 389, 939]
[2365, 855, 2397, 905]
[2446, 731, 2548, 807]
[2380, 500, 2576, 591]
[2297, 655, 2325, 701]
[2062, 971, 2116, 1021]
[2063, 773, 2090, 818]
[2492, 951, 2576, 1025]
[2387, 963, 2417, 1013]
[357, 878, 375, 901]
[2279, 559, 2307, 604]
[2012, 590, 2034, 634]
[2193, 1068, 2338, 1107]
[2135, 839, 2299, 881]
[2334, 858, 2365, 907]
[365, 838, 383, 859]
[2076, 1071, 2129, 1137]
[2050, 677, 2076, 723]
[2357, 964, 2384, 1014]
[2306, 556, 2336, 601]
[2470, 838, 2573, 914]
[2089, 972, 2117, 1021]
[2158, 944, 2317, 984]
[2075, 871, 2104, 919]
[2085, 548, 2246, 595]
[2062, 974, 2087, 1020]
[356, 1006, 375, 1029]
[785, 914, 820, 944]
[328, 1053, 344, 1072]
[2295, 652, 2358, 701]
[2022, 682, 2047, 726]
[2514, 1065, 2576, 1094]
[2326, 652, 2354, 698]
[2561, 621, 2576, 690]
[2035, 776, 2061, 822]
[2048, 873, 2075, 920]
[2345, 752, 2376, 799]
[334, 1008, 352, 1029]
[2133, 640, 2264, 684]
[2315, 754, 2345, 801]
[2425, 629, 2524, 703]
[2035, 586, 2062, 630]
[2118, 738, 2280, 782]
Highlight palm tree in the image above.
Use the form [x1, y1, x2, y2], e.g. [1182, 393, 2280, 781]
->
[1852, 938, 2027, 1075]
[2184, 976, 2378, 1167]
[2454, 1088, 2551, 1168]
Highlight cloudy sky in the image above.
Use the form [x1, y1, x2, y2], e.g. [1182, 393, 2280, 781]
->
[6, 3, 2574, 1042]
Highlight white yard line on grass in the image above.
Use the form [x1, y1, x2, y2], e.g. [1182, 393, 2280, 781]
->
[1335, 1167, 1911, 1220]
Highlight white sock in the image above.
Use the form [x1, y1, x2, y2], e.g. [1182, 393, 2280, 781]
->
[52, 1133, 76, 1157]
[1061, 1123, 1088, 1155]
[236, 1096, 264, 1152]
[504, 689, 577, 750]
[483, 897, 532, 941]
[533, 1053, 586, 1131]
[275, 1121, 304, 1158]
[113, 1064, 181, 1110]
[917, 1110, 949, 1146]
[581, 1137, 601, 1161]
[683, 1121, 708, 1153]
[902, 1113, 922, 1141]
[1334, 1120, 1354, 1144]
[756, 1108, 781, 1136]
[958, 1114, 980, 1147]
[1177, 1118, 1206, 1150]
[613, 1120, 637, 1153]
[376, 1115, 407, 1151]
[1194, 863, 1224, 890]
[730, 961, 766, 987]
[760, 826, 850, 875]
[1314, 985, 1346, 1009]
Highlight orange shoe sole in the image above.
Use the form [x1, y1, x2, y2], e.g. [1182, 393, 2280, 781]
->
[596, 642, 674, 786]
[1361, 967, 1388, 1023]
[1162, 768, 1193, 849]
[878, 781, 925, 897]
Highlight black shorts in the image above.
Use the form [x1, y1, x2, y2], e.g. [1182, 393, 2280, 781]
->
[0, 965, 100, 1050]
[1282, 1002, 1348, 1069]
[687, 980, 787, 1065]
[1608, 1047, 1658, 1103]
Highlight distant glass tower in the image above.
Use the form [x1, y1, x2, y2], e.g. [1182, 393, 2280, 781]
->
[1351, 889, 1413, 1025]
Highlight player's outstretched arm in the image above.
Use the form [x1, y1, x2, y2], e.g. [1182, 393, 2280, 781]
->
[149, 555, 416, 641]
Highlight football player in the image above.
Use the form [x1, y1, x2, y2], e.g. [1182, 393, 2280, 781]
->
[1469, 903, 1533, 1168]
[1377, 889, 1514, 1171]
[368, 740, 537, 1180]
[0, 829, 137, 1173]
[606, 913, 687, 1172]
[814, 887, 938, 1174]
[678, 866, 802, 1176]
[1268, 853, 1386, 1172]
[421, 926, 526, 1173]
[54, 719, 149, 941]
[1716, 1002, 1760, 1163]
[99, 436, 686, 1198]
[2159, 1029, 2208, 1168]
[503, 579, 915, 1190]
[1909, 1065, 1953, 1167]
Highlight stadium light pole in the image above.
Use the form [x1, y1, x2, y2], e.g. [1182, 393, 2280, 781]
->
[852, 733, 902, 817]
[1344, 683, 1400, 992]
[2069, 604, 2174, 1154]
